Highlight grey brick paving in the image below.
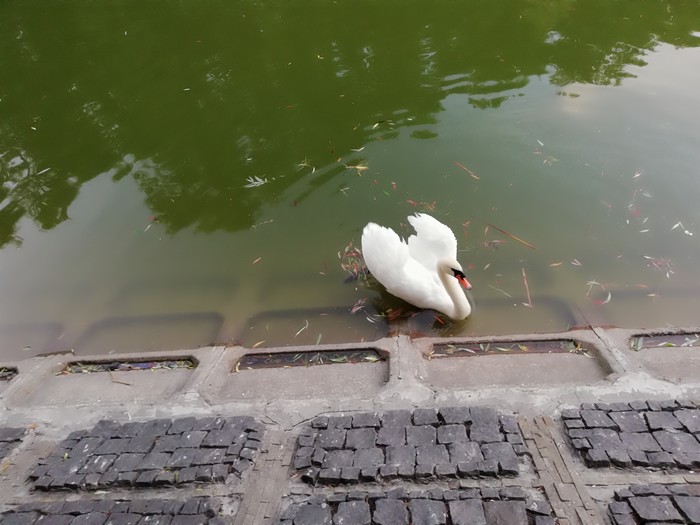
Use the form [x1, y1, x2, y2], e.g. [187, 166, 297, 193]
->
[274, 487, 554, 525]
[563, 400, 700, 470]
[28, 417, 263, 491]
[610, 484, 700, 524]
[293, 406, 525, 485]
[1, 497, 229, 525]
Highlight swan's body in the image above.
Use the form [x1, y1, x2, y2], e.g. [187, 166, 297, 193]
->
[361, 213, 472, 320]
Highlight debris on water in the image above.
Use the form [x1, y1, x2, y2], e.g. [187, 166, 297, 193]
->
[643, 256, 674, 278]
[431, 339, 589, 358]
[236, 348, 385, 370]
[243, 175, 268, 188]
[58, 359, 196, 375]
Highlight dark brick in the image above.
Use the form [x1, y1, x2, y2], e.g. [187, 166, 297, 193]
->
[673, 495, 700, 522]
[628, 496, 683, 521]
[167, 448, 196, 468]
[140, 452, 172, 470]
[179, 431, 207, 449]
[456, 460, 479, 477]
[340, 466, 361, 483]
[483, 501, 527, 525]
[201, 430, 236, 448]
[585, 448, 610, 467]
[654, 430, 700, 454]
[437, 425, 467, 444]
[327, 415, 353, 429]
[416, 445, 449, 467]
[435, 463, 456, 479]
[374, 499, 409, 525]
[379, 465, 398, 480]
[449, 499, 485, 525]
[413, 409, 439, 426]
[192, 417, 224, 431]
[609, 412, 648, 433]
[345, 428, 376, 449]
[381, 410, 412, 428]
[318, 467, 342, 484]
[607, 448, 633, 468]
[126, 434, 155, 454]
[135, 470, 159, 486]
[386, 445, 416, 466]
[448, 442, 483, 464]
[311, 416, 328, 429]
[647, 450, 676, 468]
[360, 467, 379, 482]
[645, 411, 682, 431]
[439, 406, 471, 425]
[580, 410, 616, 428]
[322, 449, 355, 468]
[353, 448, 384, 468]
[407, 425, 436, 446]
[192, 448, 226, 466]
[352, 412, 380, 428]
[95, 438, 131, 455]
[619, 432, 662, 452]
[477, 458, 499, 476]
[195, 466, 213, 482]
[316, 429, 346, 450]
[675, 410, 700, 433]
[153, 435, 182, 453]
[377, 426, 405, 447]
[335, 500, 370, 525]
[409, 499, 446, 524]
[469, 424, 502, 444]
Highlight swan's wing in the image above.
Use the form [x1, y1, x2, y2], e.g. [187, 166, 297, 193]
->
[361, 221, 450, 312]
[406, 213, 458, 269]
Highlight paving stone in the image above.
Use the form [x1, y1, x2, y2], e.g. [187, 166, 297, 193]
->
[341, 466, 361, 483]
[438, 407, 471, 425]
[167, 448, 197, 468]
[376, 426, 405, 447]
[413, 409, 439, 426]
[323, 450, 355, 469]
[179, 431, 207, 449]
[345, 428, 376, 450]
[586, 428, 624, 451]
[560, 408, 581, 419]
[647, 450, 676, 468]
[653, 430, 700, 454]
[675, 409, 700, 433]
[436, 425, 467, 444]
[448, 442, 483, 464]
[619, 432, 662, 452]
[435, 463, 456, 479]
[406, 425, 437, 446]
[317, 429, 347, 450]
[328, 415, 354, 429]
[415, 445, 449, 466]
[153, 434, 183, 453]
[408, 499, 447, 525]
[468, 424, 502, 444]
[352, 413, 380, 428]
[609, 411, 648, 433]
[334, 500, 371, 525]
[381, 410, 413, 428]
[374, 499, 409, 525]
[645, 411, 683, 431]
[483, 500, 527, 525]
[95, 438, 131, 455]
[580, 409, 617, 428]
[353, 448, 384, 468]
[673, 495, 700, 523]
[628, 496, 683, 522]
[385, 445, 416, 466]
[294, 504, 333, 525]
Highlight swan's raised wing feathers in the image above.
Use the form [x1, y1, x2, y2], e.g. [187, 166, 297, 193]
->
[406, 213, 458, 270]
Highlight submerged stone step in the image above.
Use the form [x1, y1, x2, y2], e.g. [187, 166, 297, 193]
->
[293, 406, 527, 485]
[28, 416, 263, 491]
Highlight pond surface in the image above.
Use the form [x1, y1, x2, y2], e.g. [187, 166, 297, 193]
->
[2, 1, 700, 360]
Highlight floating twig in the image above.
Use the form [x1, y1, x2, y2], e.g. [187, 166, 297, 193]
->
[521, 267, 533, 307]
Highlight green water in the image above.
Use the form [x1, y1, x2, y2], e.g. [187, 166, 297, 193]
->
[2, 1, 700, 360]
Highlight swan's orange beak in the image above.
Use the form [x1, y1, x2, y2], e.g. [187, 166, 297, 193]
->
[453, 269, 472, 290]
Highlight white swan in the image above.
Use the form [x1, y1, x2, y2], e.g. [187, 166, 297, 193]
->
[361, 213, 472, 320]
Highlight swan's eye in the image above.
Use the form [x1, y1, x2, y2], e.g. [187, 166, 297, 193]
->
[452, 268, 472, 290]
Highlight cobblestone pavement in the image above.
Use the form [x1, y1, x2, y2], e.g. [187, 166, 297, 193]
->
[562, 400, 700, 470]
[5, 401, 700, 524]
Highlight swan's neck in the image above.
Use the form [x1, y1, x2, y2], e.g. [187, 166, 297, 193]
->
[438, 266, 471, 320]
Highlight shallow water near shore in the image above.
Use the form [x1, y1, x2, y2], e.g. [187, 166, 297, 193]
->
[2, 1, 700, 359]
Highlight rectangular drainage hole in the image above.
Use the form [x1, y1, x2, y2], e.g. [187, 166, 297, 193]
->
[632, 332, 700, 351]
[234, 349, 386, 371]
[429, 339, 595, 359]
[59, 358, 198, 375]
[0, 367, 18, 381]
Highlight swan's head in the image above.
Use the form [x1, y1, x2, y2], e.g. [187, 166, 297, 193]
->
[440, 260, 472, 290]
